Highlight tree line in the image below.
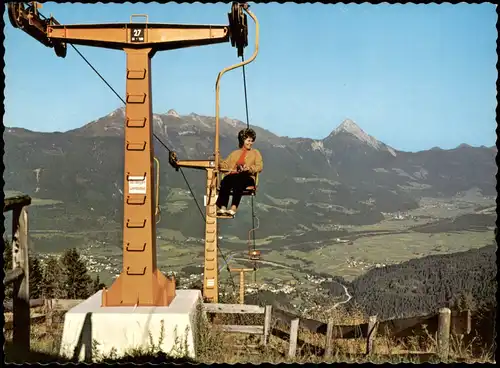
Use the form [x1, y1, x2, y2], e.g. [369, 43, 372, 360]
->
[3, 236, 105, 300]
[341, 242, 497, 320]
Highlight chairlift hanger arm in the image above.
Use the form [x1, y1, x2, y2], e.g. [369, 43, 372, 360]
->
[214, 4, 258, 171]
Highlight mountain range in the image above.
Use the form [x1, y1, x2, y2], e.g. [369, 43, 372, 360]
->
[3, 109, 497, 240]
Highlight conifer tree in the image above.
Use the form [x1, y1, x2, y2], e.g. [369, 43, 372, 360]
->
[42, 256, 65, 299]
[3, 235, 44, 299]
[29, 255, 44, 299]
[60, 248, 93, 299]
[91, 275, 106, 293]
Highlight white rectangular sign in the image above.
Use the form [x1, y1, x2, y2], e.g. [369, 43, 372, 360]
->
[204, 195, 218, 207]
[128, 176, 147, 195]
[206, 278, 215, 287]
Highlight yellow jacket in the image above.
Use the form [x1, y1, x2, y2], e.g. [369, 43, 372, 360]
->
[220, 148, 263, 180]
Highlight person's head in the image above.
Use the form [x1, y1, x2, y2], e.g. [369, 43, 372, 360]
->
[238, 128, 256, 150]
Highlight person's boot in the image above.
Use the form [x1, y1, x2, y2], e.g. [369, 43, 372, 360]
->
[217, 206, 227, 215]
[227, 206, 237, 216]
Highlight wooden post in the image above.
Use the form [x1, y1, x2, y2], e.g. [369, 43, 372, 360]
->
[12, 206, 30, 350]
[45, 299, 53, 329]
[325, 319, 334, 359]
[465, 309, 471, 335]
[437, 308, 451, 360]
[229, 268, 253, 304]
[239, 271, 244, 304]
[366, 315, 378, 355]
[262, 305, 272, 346]
[288, 318, 299, 359]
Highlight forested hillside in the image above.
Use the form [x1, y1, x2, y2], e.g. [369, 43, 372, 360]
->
[321, 242, 497, 320]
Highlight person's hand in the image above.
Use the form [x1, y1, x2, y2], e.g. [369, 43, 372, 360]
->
[241, 164, 250, 172]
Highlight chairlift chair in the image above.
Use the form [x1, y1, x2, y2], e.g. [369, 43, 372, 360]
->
[218, 172, 259, 197]
[248, 249, 260, 261]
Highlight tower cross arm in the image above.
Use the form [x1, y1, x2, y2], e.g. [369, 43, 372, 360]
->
[46, 23, 230, 51]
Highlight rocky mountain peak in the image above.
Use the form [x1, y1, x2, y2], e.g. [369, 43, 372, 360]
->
[166, 109, 180, 118]
[334, 118, 362, 134]
[108, 107, 125, 118]
[332, 119, 376, 143]
[326, 119, 397, 157]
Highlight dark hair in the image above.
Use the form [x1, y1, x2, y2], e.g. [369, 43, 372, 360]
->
[238, 128, 256, 148]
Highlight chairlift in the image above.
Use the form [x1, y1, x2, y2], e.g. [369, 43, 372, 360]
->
[248, 249, 260, 261]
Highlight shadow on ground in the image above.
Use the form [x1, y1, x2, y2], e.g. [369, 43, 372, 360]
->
[4, 341, 196, 364]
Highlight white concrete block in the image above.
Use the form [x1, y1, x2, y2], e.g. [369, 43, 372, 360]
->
[59, 290, 202, 362]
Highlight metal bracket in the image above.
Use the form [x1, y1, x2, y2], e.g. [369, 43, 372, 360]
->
[130, 14, 149, 23]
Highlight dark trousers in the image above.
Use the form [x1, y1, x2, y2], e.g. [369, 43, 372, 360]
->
[216, 173, 255, 209]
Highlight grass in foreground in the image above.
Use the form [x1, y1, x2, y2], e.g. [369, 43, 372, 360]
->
[3, 301, 496, 364]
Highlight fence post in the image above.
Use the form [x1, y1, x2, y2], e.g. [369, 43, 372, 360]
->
[262, 305, 272, 346]
[325, 319, 334, 359]
[437, 308, 451, 360]
[288, 318, 299, 359]
[239, 271, 244, 304]
[366, 315, 378, 355]
[12, 206, 30, 350]
[45, 299, 54, 329]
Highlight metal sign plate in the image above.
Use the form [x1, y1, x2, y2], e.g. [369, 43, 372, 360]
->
[131, 27, 145, 42]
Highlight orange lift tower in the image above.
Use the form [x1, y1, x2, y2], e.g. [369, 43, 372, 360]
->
[8, 2, 251, 307]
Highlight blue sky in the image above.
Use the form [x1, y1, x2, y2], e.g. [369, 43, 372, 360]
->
[4, 2, 497, 152]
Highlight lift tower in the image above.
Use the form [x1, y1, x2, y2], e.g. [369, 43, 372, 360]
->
[8, 2, 249, 307]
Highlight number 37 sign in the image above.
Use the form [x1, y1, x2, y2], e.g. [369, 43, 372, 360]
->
[131, 27, 145, 42]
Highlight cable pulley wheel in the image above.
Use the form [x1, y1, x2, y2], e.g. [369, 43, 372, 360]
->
[8, 3, 24, 29]
[228, 2, 248, 58]
[8, 2, 68, 58]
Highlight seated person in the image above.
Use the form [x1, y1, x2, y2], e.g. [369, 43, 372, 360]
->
[216, 128, 263, 216]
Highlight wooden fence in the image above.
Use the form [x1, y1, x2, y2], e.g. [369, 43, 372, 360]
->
[3, 195, 32, 351]
[4, 295, 473, 361]
[4, 298, 85, 330]
[203, 303, 471, 360]
[203, 303, 272, 346]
